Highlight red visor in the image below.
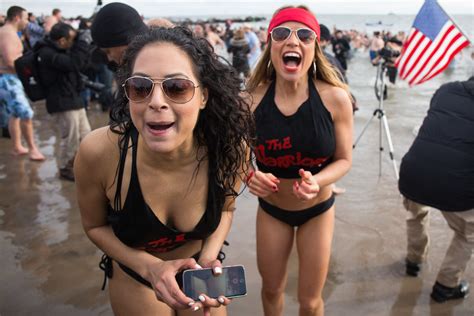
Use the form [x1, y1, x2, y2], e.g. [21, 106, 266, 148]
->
[267, 8, 320, 43]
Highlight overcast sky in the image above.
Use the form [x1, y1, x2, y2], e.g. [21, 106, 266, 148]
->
[1, 0, 473, 17]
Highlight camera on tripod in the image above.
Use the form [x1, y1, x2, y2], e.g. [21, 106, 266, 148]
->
[377, 46, 400, 62]
[373, 38, 403, 91]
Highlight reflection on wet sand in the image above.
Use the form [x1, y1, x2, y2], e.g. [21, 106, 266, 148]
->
[1, 52, 473, 315]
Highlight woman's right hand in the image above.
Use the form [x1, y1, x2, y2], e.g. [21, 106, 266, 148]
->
[145, 258, 201, 311]
[247, 170, 280, 197]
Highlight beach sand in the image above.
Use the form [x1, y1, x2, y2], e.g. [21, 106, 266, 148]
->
[0, 52, 473, 315]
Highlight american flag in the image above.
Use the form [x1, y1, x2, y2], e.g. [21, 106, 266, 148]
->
[395, 0, 470, 86]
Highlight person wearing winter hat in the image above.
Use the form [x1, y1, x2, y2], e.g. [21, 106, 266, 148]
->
[91, 2, 147, 69]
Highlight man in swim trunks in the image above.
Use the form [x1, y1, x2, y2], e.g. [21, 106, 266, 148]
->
[0, 5, 44, 161]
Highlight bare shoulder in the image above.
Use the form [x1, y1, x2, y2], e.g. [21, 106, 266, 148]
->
[248, 82, 271, 112]
[77, 126, 120, 167]
[0, 27, 19, 48]
[314, 79, 352, 117]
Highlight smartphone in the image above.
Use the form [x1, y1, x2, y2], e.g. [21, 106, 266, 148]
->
[182, 265, 247, 300]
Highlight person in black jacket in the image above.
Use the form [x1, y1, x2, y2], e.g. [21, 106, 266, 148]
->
[90, 2, 147, 70]
[227, 28, 250, 78]
[36, 22, 92, 181]
[332, 30, 350, 71]
[399, 76, 474, 303]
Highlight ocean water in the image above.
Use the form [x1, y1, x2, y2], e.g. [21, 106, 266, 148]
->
[2, 1, 472, 38]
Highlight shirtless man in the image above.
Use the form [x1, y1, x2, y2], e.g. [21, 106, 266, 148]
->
[0, 6, 44, 160]
[43, 8, 62, 34]
[369, 31, 385, 61]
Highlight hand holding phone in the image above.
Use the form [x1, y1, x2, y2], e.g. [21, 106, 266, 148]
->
[182, 265, 247, 301]
[146, 258, 199, 310]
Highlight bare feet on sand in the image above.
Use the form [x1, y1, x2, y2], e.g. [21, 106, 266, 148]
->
[12, 146, 29, 156]
[29, 149, 46, 161]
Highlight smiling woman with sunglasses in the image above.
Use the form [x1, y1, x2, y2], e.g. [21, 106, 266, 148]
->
[246, 5, 353, 316]
[74, 26, 253, 315]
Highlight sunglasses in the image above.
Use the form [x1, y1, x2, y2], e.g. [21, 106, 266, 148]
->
[271, 26, 317, 44]
[123, 76, 199, 104]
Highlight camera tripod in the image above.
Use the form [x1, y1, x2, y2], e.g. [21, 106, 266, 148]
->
[353, 61, 399, 179]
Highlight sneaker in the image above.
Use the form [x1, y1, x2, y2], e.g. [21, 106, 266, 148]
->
[431, 280, 470, 303]
[405, 259, 421, 277]
[59, 167, 75, 182]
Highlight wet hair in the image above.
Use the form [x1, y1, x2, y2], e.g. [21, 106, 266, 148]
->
[111, 26, 254, 197]
[247, 5, 350, 95]
[50, 22, 75, 41]
[6, 6, 25, 21]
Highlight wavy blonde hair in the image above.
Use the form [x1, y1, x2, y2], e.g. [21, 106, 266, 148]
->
[247, 5, 350, 96]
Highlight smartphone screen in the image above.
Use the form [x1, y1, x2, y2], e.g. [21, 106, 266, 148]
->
[182, 265, 247, 300]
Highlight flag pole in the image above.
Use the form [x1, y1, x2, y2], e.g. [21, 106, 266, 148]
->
[436, 0, 472, 44]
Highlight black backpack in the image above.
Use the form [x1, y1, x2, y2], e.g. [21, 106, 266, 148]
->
[14, 49, 46, 101]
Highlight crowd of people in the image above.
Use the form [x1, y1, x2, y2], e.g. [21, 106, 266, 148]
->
[1, 2, 472, 316]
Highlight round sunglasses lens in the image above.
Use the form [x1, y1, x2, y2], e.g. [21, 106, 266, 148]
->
[297, 29, 316, 43]
[126, 78, 153, 101]
[162, 79, 195, 103]
[272, 27, 291, 41]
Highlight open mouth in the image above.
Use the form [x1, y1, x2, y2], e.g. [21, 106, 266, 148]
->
[282, 52, 302, 68]
[147, 122, 174, 131]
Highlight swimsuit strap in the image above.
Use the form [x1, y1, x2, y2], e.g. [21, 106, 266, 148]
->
[113, 128, 131, 212]
[129, 126, 141, 190]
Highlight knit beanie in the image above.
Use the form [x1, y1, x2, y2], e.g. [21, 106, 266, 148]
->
[319, 24, 331, 42]
[91, 2, 147, 48]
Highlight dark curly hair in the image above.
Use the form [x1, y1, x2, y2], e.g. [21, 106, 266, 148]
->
[110, 26, 254, 198]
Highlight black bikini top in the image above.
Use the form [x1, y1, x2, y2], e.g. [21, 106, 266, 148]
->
[253, 77, 335, 179]
[107, 126, 225, 253]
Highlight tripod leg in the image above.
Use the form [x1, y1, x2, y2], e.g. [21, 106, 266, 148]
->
[379, 111, 383, 177]
[381, 114, 399, 179]
[353, 110, 378, 148]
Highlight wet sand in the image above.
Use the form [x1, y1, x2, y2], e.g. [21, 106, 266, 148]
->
[1, 52, 473, 315]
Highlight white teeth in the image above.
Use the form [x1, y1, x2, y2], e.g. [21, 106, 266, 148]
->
[284, 52, 301, 58]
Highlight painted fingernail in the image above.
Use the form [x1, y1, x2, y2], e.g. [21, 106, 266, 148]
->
[188, 301, 195, 307]
[246, 171, 254, 184]
[214, 266, 222, 274]
[195, 264, 203, 269]
[193, 305, 200, 311]
[218, 297, 225, 304]
[198, 295, 205, 302]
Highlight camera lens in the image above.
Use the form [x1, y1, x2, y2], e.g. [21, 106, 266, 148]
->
[232, 278, 238, 284]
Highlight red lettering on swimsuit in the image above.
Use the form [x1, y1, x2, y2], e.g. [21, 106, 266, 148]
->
[175, 233, 186, 243]
[266, 139, 280, 150]
[147, 237, 170, 247]
[266, 137, 293, 151]
[255, 137, 329, 169]
[142, 234, 188, 252]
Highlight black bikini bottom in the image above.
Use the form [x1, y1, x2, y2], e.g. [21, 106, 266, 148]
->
[258, 195, 335, 227]
[99, 247, 227, 290]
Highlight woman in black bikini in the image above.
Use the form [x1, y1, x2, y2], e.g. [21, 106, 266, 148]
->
[246, 6, 353, 316]
[75, 27, 253, 315]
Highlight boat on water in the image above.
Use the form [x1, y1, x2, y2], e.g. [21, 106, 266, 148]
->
[365, 20, 394, 27]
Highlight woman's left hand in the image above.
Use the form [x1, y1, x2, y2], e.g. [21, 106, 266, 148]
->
[196, 259, 232, 316]
[293, 168, 320, 200]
